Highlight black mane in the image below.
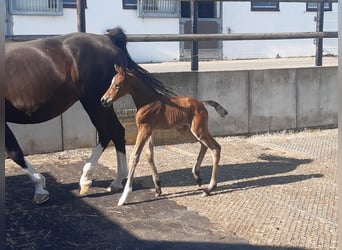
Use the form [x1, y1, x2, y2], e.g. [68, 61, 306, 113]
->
[106, 27, 176, 97]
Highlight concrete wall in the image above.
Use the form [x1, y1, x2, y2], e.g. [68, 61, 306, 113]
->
[8, 66, 338, 155]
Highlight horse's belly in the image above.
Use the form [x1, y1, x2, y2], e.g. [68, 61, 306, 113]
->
[5, 98, 78, 124]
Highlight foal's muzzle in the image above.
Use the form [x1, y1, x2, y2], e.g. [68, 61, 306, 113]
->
[101, 96, 113, 108]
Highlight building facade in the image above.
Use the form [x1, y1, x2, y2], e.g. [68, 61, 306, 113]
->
[5, 0, 338, 63]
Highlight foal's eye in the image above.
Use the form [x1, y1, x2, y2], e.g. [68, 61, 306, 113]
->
[115, 83, 121, 89]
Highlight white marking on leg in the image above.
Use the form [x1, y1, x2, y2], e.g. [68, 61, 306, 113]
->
[107, 151, 128, 192]
[25, 160, 49, 202]
[117, 182, 132, 206]
[79, 144, 104, 187]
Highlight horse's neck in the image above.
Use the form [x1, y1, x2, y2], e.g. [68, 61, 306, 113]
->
[129, 77, 161, 109]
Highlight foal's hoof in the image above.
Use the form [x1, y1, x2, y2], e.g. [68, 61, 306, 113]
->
[106, 185, 123, 193]
[79, 185, 91, 195]
[155, 188, 162, 197]
[196, 177, 202, 187]
[201, 190, 211, 197]
[34, 193, 50, 204]
[117, 199, 126, 206]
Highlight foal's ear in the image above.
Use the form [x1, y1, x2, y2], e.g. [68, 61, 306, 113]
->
[114, 64, 125, 75]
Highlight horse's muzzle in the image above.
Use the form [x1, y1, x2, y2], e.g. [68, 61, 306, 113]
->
[101, 96, 113, 108]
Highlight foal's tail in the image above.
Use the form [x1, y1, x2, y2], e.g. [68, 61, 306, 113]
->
[202, 100, 228, 118]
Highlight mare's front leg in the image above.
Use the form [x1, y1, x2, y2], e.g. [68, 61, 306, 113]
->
[118, 127, 152, 206]
[145, 135, 161, 196]
[5, 123, 49, 204]
[80, 100, 128, 194]
[79, 143, 104, 195]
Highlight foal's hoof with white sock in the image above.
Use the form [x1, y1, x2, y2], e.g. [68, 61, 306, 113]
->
[33, 191, 49, 204]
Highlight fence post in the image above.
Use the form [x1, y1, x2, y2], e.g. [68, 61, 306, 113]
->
[191, 0, 198, 71]
[77, 0, 86, 32]
[315, 1, 324, 66]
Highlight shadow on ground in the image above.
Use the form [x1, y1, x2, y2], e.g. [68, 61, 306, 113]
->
[6, 170, 306, 249]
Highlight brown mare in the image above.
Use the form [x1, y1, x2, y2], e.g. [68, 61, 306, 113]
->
[5, 28, 148, 204]
[101, 65, 228, 206]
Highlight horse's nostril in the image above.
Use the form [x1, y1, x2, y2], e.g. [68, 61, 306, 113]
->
[101, 97, 112, 108]
[101, 97, 107, 106]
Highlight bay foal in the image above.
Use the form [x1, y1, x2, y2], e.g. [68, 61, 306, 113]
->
[101, 66, 228, 206]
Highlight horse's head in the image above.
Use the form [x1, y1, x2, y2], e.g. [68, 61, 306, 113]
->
[101, 65, 131, 108]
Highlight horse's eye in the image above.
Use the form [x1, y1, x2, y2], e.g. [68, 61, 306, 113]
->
[115, 83, 121, 89]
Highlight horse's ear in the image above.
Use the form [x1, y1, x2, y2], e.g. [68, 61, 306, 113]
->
[114, 64, 125, 74]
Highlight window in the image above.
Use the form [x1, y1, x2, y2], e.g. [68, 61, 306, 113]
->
[123, 0, 137, 9]
[9, 0, 63, 15]
[181, 1, 216, 18]
[137, 0, 179, 18]
[306, 2, 332, 12]
[8, 0, 86, 15]
[251, 1, 279, 11]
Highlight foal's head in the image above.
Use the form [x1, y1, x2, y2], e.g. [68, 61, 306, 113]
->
[101, 65, 131, 107]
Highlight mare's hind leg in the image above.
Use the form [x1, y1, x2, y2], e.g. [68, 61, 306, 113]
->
[145, 135, 161, 196]
[118, 127, 152, 206]
[5, 123, 49, 204]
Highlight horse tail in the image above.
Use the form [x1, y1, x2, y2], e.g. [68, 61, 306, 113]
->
[202, 100, 228, 118]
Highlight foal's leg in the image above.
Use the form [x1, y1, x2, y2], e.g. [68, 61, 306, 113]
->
[145, 135, 161, 196]
[118, 127, 152, 206]
[5, 123, 49, 204]
[192, 143, 208, 187]
[190, 124, 221, 196]
[177, 126, 207, 187]
[200, 136, 221, 196]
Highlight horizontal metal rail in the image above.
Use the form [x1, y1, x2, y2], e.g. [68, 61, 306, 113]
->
[126, 32, 338, 42]
[5, 31, 338, 42]
[181, 0, 337, 2]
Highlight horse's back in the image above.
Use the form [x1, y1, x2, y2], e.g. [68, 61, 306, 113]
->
[5, 31, 128, 124]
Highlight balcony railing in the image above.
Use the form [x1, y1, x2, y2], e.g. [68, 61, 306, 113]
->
[138, 0, 180, 18]
[9, 0, 63, 15]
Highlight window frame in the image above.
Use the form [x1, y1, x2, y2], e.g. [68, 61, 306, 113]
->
[122, 0, 137, 10]
[137, 0, 180, 18]
[251, 1, 280, 12]
[306, 2, 332, 12]
[63, 0, 87, 9]
[9, 0, 63, 15]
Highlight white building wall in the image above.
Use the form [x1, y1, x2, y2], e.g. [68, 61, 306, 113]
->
[11, 9, 77, 34]
[7, 1, 338, 62]
[222, 2, 338, 59]
[85, 0, 180, 62]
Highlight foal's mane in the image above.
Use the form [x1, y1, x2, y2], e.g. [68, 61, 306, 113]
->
[106, 27, 176, 97]
[129, 66, 177, 97]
